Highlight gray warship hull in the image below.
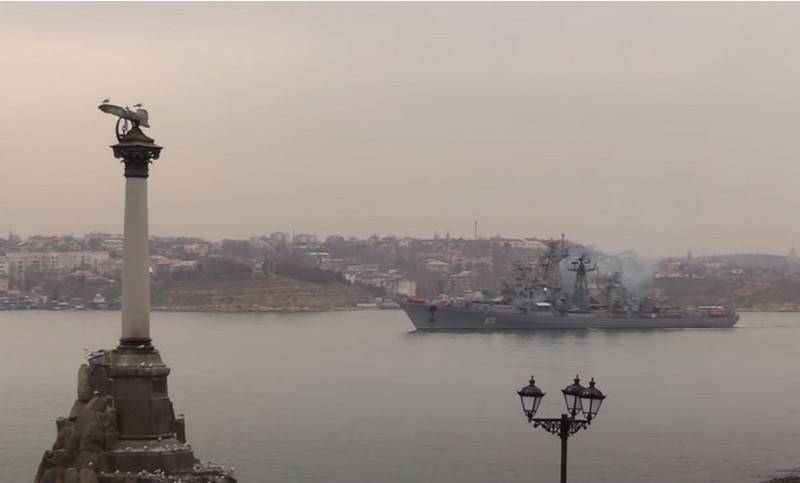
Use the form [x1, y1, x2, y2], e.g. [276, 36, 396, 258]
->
[400, 302, 739, 330]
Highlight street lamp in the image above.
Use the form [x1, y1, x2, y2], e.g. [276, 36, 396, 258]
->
[517, 376, 545, 421]
[561, 375, 585, 417]
[580, 378, 606, 422]
[517, 375, 606, 483]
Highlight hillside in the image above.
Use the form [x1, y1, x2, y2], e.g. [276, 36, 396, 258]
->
[151, 276, 373, 312]
[645, 276, 800, 311]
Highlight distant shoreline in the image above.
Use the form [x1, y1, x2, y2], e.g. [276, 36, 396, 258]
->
[1, 307, 798, 314]
[151, 305, 379, 313]
[736, 308, 800, 313]
[0, 306, 382, 314]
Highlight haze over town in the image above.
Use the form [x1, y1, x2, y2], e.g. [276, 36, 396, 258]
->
[3, 3, 800, 257]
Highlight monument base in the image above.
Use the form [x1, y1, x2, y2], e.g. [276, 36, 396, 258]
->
[34, 347, 236, 483]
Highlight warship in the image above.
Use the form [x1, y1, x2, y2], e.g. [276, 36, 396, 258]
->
[399, 237, 739, 330]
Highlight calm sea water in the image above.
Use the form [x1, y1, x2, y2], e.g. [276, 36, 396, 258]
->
[2, 310, 799, 483]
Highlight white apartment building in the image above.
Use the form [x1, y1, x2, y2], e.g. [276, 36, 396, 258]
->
[293, 233, 318, 244]
[397, 279, 417, 297]
[101, 238, 124, 252]
[5, 251, 110, 277]
[182, 243, 209, 256]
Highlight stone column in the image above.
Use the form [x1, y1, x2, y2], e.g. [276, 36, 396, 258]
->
[112, 125, 161, 349]
[121, 176, 150, 341]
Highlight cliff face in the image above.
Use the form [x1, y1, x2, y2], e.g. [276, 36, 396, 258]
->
[151, 276, 373, 311]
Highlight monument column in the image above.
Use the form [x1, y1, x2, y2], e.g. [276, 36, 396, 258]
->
[113, 125, 161, 348]
[33, 105, 236, 483]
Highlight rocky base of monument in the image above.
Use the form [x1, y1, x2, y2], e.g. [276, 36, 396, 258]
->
[35, 348, 236, 483]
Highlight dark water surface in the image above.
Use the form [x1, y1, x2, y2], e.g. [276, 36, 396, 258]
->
[2, 310, 799, 483]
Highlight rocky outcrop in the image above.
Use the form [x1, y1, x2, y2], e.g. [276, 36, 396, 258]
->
[35, 348, 236, 483]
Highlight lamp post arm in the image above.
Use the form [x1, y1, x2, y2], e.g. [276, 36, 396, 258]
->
[530, 414, 589, 483]
[531, 415, 589, 438]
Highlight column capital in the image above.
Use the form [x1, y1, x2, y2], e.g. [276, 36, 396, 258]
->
[112, 125, 162, 178]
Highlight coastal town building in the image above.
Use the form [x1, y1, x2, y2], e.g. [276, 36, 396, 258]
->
[445, 270, 477, 295]
[302, 251, 335, 270]
[150, 256, 200, 276]
[325, 235, 345, 245]
[269, 232, 290, 243]
[181, 243, 210, 256]
[83, 232, 124, 253]
[345, 264, 380, 274]
[4, 251, 110, 278]
[397, 279, 417, 296]
[425, 259, 450, 273]
[293, 233, 318, 244]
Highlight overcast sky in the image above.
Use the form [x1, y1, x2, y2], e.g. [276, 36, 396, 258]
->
[3, 3, 800, 256]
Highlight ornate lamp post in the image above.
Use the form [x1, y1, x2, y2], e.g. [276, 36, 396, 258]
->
[517, 375, 606, 483]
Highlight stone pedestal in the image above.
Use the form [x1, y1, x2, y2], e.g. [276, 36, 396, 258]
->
[34, 346, 236, 483]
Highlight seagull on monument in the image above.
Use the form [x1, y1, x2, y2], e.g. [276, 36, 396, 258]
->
[101, 98, 110, 104]
[133, 103, 143, 107]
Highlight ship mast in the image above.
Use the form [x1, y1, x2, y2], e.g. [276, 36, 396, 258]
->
[568, 254, 596, 310]
[538, 234, 569, 296]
